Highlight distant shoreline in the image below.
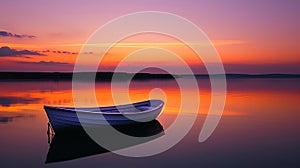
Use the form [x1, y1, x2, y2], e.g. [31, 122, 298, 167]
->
[0, 72, 176, 81]
[0, 72, 300, 81]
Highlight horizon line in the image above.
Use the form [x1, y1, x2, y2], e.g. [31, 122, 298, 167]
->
[0, 71, 300, 75]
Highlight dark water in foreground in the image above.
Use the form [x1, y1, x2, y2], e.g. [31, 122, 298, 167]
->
[0, 78, 299, 167]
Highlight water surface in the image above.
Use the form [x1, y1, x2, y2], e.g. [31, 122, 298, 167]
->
[0, 78, 299, 167]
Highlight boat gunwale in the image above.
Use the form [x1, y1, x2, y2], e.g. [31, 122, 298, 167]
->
[44, 99, 164, 115]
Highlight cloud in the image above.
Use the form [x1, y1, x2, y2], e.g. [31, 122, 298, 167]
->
[53, 40, 248, 48]
[0, 46, 45, 57]
[0, 31, 36, 38]
[42, 50, 77, 55]
[42, 50, 93, 55]
[0, 46, 91, 57]
[18, 61, 71, 66]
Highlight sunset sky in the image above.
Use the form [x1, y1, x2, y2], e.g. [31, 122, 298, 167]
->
[0, 0, 299, 74]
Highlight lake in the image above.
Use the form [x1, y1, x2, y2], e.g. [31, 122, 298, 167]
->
[0, 77, 299, 167]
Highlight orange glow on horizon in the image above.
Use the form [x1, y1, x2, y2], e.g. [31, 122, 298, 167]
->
[1, 31, 299, 73]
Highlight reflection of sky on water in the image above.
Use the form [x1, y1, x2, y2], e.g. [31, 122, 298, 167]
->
[0, 96, 41, 107]
[0, 113, 35, 123]
[0, 78, 299, 167]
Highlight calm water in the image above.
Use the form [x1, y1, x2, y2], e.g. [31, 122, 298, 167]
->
[0, 78, 299, 167]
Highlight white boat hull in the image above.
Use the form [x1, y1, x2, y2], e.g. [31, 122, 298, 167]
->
[44, 100, 164, 132]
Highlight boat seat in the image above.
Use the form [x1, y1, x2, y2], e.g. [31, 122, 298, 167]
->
[136, 106, 152, 111]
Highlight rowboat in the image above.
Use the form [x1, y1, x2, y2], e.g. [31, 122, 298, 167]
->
[46, 120, 164, 163]
[44, 99, 164, 133]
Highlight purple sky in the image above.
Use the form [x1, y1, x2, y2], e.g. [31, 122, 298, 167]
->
[0, 0, 299, 73]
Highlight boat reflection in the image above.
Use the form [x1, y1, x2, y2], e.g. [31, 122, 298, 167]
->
[45, 120, 164, 163]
